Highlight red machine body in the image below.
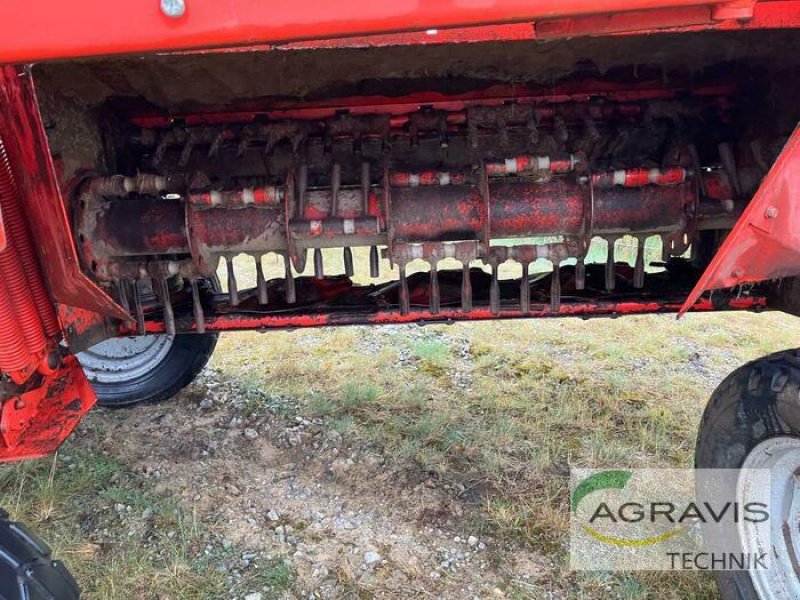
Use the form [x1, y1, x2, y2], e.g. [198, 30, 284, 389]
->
[0, 0, 799, 461]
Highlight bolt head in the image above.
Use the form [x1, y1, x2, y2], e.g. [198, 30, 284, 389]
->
[732, 269, 744, 278]
[160, 0, 186, 18]
[765, 206, 779, 219]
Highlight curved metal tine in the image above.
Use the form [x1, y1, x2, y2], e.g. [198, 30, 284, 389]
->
[343, 247, 354, 278]
[133, 279, 146, 335]
[575, 258, 586, 291]
[226, 256, 239, 306]
[429, 260, 440, 314]
[633, 237, 646, 289]
[550, 262, 561, 312]
[191, 278, 206, 334]
[461, 262, 472, 312]
[283, 253, 296, 304]
[490, 262, 500, 315]
[157, 277, 176, 337]
[605, 238, 616, 292]
[399, 263, 410, 315]
[369, 246, 380, 278]
[520, 262, 530, 314]
[255, 255, 269, 304]
[313, 248, 324, 280]
[117, 278, 131, 315]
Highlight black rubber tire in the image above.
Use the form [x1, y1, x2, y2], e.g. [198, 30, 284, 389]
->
[0, 508, 80, 600]
[695, 348, 800, 600]
[90, 333, 218, 408]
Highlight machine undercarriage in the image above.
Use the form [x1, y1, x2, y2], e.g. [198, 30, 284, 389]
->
[47, 40, 796, 339]
[0, 28, 798, 460]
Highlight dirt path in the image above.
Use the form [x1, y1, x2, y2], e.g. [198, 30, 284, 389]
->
[90, 366, 552, 599]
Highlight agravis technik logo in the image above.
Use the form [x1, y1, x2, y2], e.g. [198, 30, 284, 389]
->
[569, 468, 772, 571]
[571, 470, 684, 547]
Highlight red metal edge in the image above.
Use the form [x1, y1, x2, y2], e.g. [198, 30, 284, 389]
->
[125, 295, 766, 334]
[0, 355, 96, 462]
[244, 23, 537, 52]
[0, 66, 127, 320]
[535, 0, 800, 38]
[680, 126, 800, 316]
[128, 80, 736, 129]
[0, 0, 794, 64]
[0, 202, 6, 252]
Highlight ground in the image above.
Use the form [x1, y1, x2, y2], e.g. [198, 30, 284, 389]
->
[3, 245, 800, 599]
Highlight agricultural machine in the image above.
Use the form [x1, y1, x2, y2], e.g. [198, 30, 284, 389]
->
[0, 1, 800, 597]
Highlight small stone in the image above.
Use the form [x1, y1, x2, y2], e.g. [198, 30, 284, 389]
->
[141, 507, 154, 521]
[329, 458, 351, 478]
[363, 551, 382, 566]
[429, 570, 441, 580]
[244, 428, 259, 440]
[244, 593, 263, 600]
[266, 509, 280, 521]
[199, 397, 213, 410]
[467, 536, 479, 547]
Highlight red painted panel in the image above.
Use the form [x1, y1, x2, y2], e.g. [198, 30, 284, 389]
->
[0, 0, 790, 63]
[0, 356, 96, 462]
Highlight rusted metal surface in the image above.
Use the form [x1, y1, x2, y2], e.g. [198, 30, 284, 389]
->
[80, 177, 700, 277]
[0, 356, 95, 462]
[681, 127, 800, 315]
[122, 285, 766, 335]
[128, 80, 733, 130]
[57, 304, 115, 354]
[0, 0, 796, 469]
[0, 66, 127, 319]
[70, 72, 748, 332]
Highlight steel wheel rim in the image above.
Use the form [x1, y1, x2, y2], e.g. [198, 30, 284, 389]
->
[738, 435, 800, 600]
[78, 335, 173, 384]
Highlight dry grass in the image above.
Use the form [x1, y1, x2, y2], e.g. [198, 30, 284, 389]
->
[207, 307, 800, 598]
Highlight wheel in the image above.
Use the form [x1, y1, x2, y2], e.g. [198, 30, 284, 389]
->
[0, 508, 80, 600]
[695, 349, 800, 600]
[77, 333, 218, 408]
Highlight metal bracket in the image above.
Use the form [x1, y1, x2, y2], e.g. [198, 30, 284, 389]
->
[0, 356, 96, 461]
[680, 125, 800, 316]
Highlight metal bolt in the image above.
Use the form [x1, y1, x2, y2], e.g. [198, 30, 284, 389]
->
[765, 206, 779, 219]
[732, 269, 744, 278]
[160, 0, 186, 18]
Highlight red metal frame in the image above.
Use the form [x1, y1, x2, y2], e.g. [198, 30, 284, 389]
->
[0, 0, 797, 64]
[0, 0, 795, 466]
[0, 356, 95, 462]
[681, 126, 800, 315]
[127, 296, 766, 335]
[0, 66, 127, 321]
[127, 80, 735, 129]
